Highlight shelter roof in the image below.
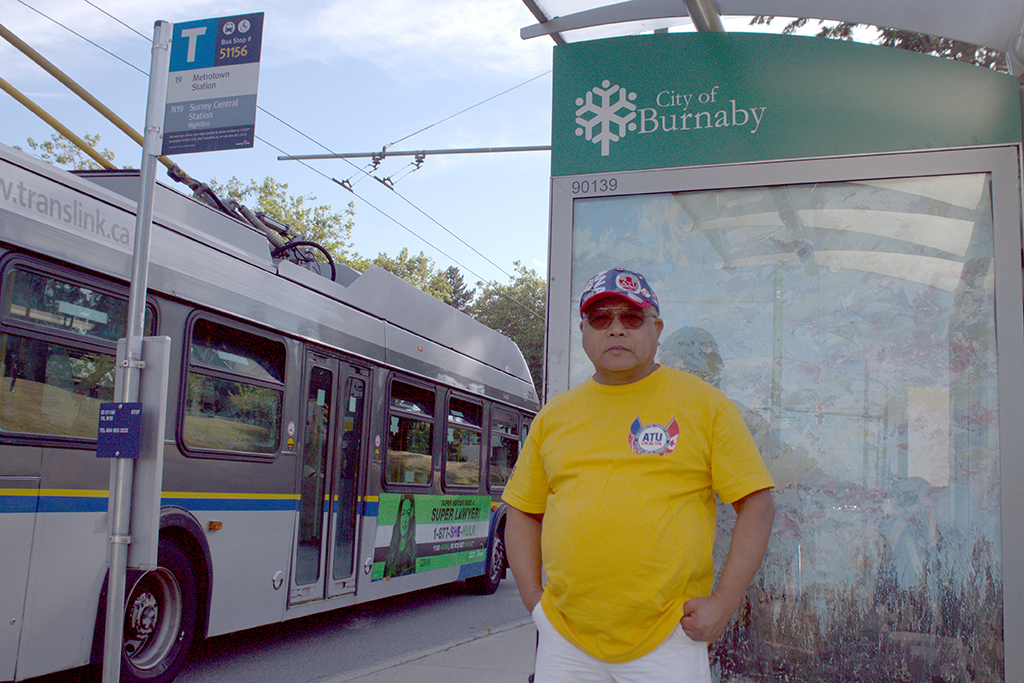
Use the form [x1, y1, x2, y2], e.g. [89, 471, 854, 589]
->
[520, 0, 1024, 71]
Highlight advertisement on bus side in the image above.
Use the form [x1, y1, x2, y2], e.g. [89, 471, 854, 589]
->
[371, 493, 489, 580]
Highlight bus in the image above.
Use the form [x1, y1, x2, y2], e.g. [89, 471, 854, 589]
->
[0, 141, 538, 683]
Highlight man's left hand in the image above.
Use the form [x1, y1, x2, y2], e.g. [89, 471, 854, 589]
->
[680, 488, 775, 642]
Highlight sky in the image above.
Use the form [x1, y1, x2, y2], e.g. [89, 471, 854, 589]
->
[2, 0, 561, 289]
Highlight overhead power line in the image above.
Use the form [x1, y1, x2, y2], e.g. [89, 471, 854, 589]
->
[14, 0, 146, 76]
[280, 145, 551, 161]
[386, 70, 551, 149]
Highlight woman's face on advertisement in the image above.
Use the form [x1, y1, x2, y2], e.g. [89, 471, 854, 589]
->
[399, 499, 413, 534]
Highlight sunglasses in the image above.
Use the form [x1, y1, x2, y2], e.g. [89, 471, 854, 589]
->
[584, 307, 652, 330]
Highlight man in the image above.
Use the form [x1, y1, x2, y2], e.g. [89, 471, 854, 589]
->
[503, 267, 775, 683]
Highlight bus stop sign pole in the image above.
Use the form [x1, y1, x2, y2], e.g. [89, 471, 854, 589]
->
[102, 20, 171, 683]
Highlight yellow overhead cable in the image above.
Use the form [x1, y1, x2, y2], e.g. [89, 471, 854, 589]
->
[0, 21, 191, 181]
[0, 75, 116, 170]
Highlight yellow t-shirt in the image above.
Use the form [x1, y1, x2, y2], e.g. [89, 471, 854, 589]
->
[502, 366, 773, 663]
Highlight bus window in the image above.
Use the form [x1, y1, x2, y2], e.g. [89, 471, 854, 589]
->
[182, 318, 285, 455]
[488, 407, 520, 489]
[445, 396, 481, 488]
[0, 265, 151, 438]
[387, 380, 434, 485]
[0, 336, 115, 436]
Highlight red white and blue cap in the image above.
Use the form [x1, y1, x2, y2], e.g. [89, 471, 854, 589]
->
[580, 268, 660, 316]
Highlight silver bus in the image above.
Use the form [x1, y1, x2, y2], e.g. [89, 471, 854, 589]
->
[0, 142, 538, 683]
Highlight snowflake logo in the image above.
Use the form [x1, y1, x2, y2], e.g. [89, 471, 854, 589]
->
[575, 80, 638, 157]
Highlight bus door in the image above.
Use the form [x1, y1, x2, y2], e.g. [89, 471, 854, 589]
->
[291, 353, 369, 605]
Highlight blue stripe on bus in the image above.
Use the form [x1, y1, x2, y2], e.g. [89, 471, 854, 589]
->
[4, 493, 391, 516]
[0, 495, 40, 514]
[1, 494, 298, 514]
[161, 497, 299, 512]
[38, 496, 109, 513]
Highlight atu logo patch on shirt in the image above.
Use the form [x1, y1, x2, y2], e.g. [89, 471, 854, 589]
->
[628, 417, 680, 456]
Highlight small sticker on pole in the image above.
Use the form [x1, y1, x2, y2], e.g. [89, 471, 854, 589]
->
[97, 402, 143, 459]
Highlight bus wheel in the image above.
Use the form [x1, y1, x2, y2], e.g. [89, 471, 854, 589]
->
[121, 542, 198, 683]
[469, 530, 505, 595]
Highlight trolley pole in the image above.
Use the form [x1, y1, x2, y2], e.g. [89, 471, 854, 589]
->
[102, 20, 171, 683]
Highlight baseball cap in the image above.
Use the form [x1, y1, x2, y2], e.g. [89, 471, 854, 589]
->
[580, 268, 660, 316]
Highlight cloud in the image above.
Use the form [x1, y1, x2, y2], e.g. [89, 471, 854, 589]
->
[276, 0, 552, 78]
[2, 0, 551, 81]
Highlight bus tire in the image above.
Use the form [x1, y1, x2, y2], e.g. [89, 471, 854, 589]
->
[468, 528, 505, 595]
[120, 541, 198, 683]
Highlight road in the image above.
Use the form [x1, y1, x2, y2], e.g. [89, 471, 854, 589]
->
[175, 576, 527, 683]
[28, 576, 529, 683]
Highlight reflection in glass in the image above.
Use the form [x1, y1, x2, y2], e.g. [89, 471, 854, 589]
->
[571, 174, 1002, 681]
[446, 398, 482, 487]
[184, 320, 285, 455]
[183, 374, 282, 453]
[296, 366, 331, 585]
[3, 268, 130, 341]
[387, 381, 435, 485]
[489, 408, 520, 488]
[333, 377, 364, 581]
[0, 335, 115, 436]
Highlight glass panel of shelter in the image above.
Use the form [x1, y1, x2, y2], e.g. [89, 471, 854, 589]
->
[568, 172, 1003, 681]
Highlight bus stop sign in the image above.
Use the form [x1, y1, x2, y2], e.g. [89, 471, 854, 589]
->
[162, 12, 263, 155]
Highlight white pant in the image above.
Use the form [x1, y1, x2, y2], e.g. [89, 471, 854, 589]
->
[531, 603, 712, 683]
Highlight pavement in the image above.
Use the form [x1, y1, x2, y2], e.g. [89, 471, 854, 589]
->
[324, 617, 537, 683]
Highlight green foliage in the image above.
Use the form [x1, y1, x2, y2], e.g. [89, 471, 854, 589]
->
[208, 177, 358, 266]
[443, 266, 476, 311]
[361, 248, 452, 301]
[20, 132, 118, 171]
[876, 28, 1007, 71]
[470, 262, 546, 395]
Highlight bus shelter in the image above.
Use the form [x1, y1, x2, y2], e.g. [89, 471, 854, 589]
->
[523, 1, 1024, 681]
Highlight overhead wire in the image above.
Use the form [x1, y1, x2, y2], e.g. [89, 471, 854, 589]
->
[254, 136, 541, 322]
[13, 0, 147, 76]
[386, 70, 551, 150]
[11, 0, 545, 320]
[82, 0, 150, 40]
[254, 102, 524, 285]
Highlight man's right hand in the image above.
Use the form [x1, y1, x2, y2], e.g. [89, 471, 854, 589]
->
[504, 506, 545, 612]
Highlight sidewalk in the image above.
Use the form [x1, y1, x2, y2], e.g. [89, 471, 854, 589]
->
[325, 617, 537, 683]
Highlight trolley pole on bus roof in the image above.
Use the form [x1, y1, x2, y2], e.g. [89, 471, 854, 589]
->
[102, 20, 171, 683]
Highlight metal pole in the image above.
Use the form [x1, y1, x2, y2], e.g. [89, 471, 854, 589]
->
[681, 0, 725, 32]
[102, 20, 171, 683]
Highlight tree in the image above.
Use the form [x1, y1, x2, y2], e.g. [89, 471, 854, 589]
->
[20, 132, 117, 170]
[876, 28, 1007, 71]
[750, 17, 1008, 72]
[208, 177, 358, 266]
[470, 262, 546, 396]
[366, 248, 451, 301]
[442, 266, 476, 311]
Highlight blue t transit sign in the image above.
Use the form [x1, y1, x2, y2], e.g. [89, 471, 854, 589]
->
[162, 12, 264, 155]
